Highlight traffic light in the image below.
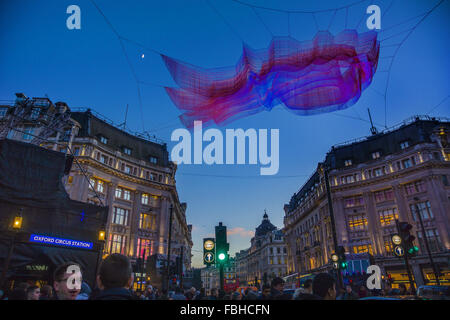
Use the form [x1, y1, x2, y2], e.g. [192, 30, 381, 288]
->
[337, 246, 348, 269]
[215, 222, 229, 265]
[398, 222, 418, 256]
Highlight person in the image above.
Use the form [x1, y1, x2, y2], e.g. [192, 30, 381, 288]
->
[259, 284, 271, 300]
[341, 285, 359, 300]
[358, 285, 368, 298]
[7, 288, 28, 300]
[93, 253, 136, 300]
[269, 277, 284, 299]
[195, 287, 206, 300]
[172, 286, 186, 300]
[312, 273, 337, 300]
[208, 288, 218, 300]
[76, 282, 92, 300]
[39, 285, 53, 300]
[26, 285, 40, 300]
[157, 289, 169, 300]
[399, 284, 407, 295]
[231, 291, 242, 300]
[53, 262, 82, 300]
[294, 279, 320, 300]
[144, 285, 156, 300]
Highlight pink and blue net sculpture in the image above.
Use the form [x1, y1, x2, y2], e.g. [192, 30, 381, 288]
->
[162, 30, 380, 128]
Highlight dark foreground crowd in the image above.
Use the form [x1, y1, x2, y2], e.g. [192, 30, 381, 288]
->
[0, 253, 418, 301]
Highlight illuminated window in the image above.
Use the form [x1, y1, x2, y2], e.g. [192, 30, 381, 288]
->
[384, 236, 394, 254]
[125, 165, 131, 174]
[400, 141, 409, 149]
[100, 154, 107, 164]
[123, 189, 131, 201]
[67, 176, 73, 184]
[123, 147, 132, 155]
[136, 238, 152, 259]
[344, 159, 352, 167]
[115, 187, 122, 198]
[378, 208, 399, 226]
[30, 108, 40, 120]
[96, 180, 104, 193]
[139, 213, 156, 231]
[112, 207, 129, 225]
[142, 194, 149, 205]
[109, 234, 126, 254]
[149, 156, 158, 164]
[402, 159, 412, 169]
[352, 244, 373, 255]
[100, 136, 108, 144]
[348, 214, 368, 231]
[0, 107, 8, 118]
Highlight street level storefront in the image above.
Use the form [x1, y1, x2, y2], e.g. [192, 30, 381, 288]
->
[0, 139, 108, 289]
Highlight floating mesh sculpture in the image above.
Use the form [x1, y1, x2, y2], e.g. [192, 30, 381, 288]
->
[162, 30, 379, 128]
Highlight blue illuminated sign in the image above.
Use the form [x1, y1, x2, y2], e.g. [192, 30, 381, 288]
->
[29, 234, 93, 250]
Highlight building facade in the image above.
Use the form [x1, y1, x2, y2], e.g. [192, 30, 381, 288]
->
[283, 116, 450, 288]
[0, 94, 193, 286]
[238, 212, 288, 287]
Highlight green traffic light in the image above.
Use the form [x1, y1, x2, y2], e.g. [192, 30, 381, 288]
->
[341, 262, 347, 268]
[218, 253, 226, 261]
[414, 246, 419, 252]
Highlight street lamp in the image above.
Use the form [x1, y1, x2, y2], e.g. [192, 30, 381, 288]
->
[0, 208, 24, 288]
[94, 228, 106, 281]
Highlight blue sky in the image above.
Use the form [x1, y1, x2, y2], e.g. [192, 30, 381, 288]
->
[1, 0, 449, 268]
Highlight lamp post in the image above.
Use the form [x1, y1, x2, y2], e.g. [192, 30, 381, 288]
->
[320, 163, 344, 291]
[0, 209, 23, 288]
[165, 204, 173, 292]
[413, 197, 440, 285]
[94, 229, 106, 284]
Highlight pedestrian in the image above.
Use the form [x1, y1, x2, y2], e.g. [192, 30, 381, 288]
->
[259, 284, 271, 300]
[93, 253, 136, 300]
[26, 285, 40, 300]
[76, 282, 92, 300]
[341, 285, 359, 300]
[158, 289, 169, 300]
[312, 273, 337, 300]
[294, 279, 320, 300]
[208, 288, 218, 300]
[144, 285, 156, 300]
[195, 287, 206, 300]
[53, 261, 82, 300]
[39, 285, 53, 300]
[269, 277, 284, 299]
[358, 285, 368, 298]
[231, 291, 242, 300]
[399, 283, 407, 295]
[172, 286, 186, 300]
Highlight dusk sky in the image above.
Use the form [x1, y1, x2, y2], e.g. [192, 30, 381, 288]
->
[1, 0, 449, 268]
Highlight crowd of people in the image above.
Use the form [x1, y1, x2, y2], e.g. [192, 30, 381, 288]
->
[0, 253, 412, 301]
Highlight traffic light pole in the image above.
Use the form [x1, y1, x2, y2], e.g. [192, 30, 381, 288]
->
[323, 165, 344, 291]
[219, 263, 224, 292]
[395, 219, 416, 294]
[180, 246, 184, 289]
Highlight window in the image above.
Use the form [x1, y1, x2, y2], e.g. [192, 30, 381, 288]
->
[344, 195, 364, 208]
[400, 141, 409, 149]
[404, 180, 426, 195]
[374, 168, 383, 177]
[353, 244, 373, 254]
[67, 176, 73, 184]
[109, 234, 126, 254]
[374, 188, 394, 202]
[123, 147, 132, 155]
[136, 238, 152, 260]
[417, 229, 442, 253]
[22, 127, 34, 140]
[149, 156, 158, 164]
[112, 207, 129, 225]
[410, 201, 433, 221]
[378, 208, 398, 226]
[89, 178, 96, 190]
[73, 147, 80, 156]
[142, 193, 149, 205]
[402, 159, 412, 169]
[442, 175, 449, 186]
[30, 108, 40, 120]
[344, 159, 352, 167]
[124, 165, 131, 174]
[123, 189, 131, 201]
[100, 154, 107, 164]
[0, 108, 8, 118]
[371, 151, 381, 160]
[384, 236, 394, 254]
[348, 214, 368, 231]
[100, 136, 108, 144]
[139, 213, 156, 231]
[115, 187, 122, 198]
[96, 180, 104, 193]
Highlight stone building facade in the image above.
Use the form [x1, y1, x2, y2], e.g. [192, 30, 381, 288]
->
[283, 116, 450, 288]
[0, 94, 193, 284]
